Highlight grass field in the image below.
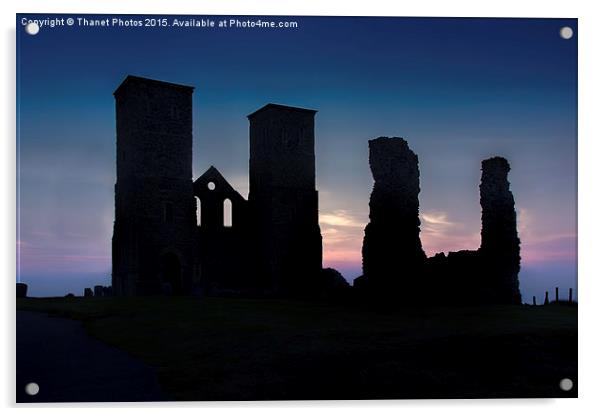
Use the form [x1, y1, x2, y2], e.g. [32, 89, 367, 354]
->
[17, 297, 577, 400]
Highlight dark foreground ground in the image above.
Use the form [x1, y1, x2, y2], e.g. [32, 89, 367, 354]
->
[16, 297, 577, 402]
[17, 310, 166, 403]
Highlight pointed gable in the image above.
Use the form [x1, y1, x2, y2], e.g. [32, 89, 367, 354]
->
[193, 166, 246, 202]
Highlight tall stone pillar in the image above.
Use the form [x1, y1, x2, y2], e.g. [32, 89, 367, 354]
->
[361, 137, 426, 296]
[479, 157, 521, 304]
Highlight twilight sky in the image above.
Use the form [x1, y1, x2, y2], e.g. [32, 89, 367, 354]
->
[17, 15, 577, 301]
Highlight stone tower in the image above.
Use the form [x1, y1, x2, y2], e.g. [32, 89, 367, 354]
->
[247, 104, 323, 296]
[361, 137, 426, 295]
[479, 156, 522, 304]
[112, 76, 195, 295]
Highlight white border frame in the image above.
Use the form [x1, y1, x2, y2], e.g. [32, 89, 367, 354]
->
[3, 1, 600, 414]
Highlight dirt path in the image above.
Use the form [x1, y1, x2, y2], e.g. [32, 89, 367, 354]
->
[16, 310, 167, 403]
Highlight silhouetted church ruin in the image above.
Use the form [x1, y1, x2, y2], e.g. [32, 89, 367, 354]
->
[112, 76, 521, 304]
[112, 76, 323, 297]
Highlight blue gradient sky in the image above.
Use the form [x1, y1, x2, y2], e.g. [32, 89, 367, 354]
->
[17, 15, 577, 301]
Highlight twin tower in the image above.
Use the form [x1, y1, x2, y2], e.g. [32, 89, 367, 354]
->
[112, 76, 322, 296]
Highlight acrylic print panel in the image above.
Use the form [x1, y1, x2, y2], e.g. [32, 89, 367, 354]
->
[16, 14, 577, 402]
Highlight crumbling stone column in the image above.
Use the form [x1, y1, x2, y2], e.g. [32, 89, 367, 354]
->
[361, 137, 426, 296]
[479, 157, 521, 304]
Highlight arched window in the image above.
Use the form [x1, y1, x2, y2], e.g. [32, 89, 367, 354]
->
[223, 198, 232, 227]
[196, 197, 201, 226]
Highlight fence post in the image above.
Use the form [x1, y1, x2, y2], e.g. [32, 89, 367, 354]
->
[532, 296, 537, 306]
[569, 288, 573, 304]
[555, 287, 559, 303]
[544, 291, 549, 305]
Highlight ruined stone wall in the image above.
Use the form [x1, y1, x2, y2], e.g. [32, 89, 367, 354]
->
[423, 157, 522, 305]
[358, 138, 522, 306]
[361, 137, 426, 296]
